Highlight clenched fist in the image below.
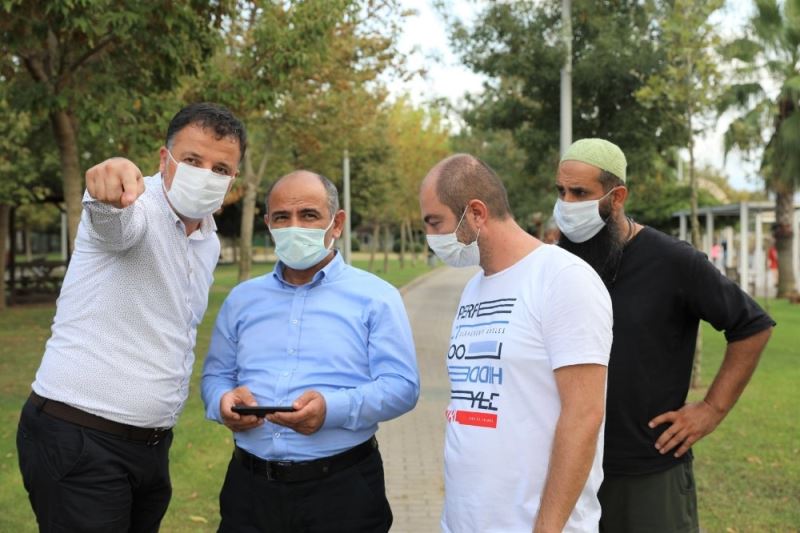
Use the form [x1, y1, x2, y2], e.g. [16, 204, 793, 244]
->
[85, 157, 145, 208]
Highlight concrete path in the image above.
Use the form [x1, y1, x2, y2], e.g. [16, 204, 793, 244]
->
[379, 266, 479, 533]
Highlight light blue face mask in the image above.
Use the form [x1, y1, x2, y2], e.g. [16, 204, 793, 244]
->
[269, 217, 335, 270]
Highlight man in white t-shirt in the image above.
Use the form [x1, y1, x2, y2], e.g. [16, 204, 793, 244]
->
[419, 154, 613, 533]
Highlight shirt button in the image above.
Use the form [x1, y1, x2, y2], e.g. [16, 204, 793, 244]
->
[291, 319, 298, 325]
[274, 433, 281, 438]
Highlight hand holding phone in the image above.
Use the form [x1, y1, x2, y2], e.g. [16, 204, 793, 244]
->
[232, 405, 296, 418]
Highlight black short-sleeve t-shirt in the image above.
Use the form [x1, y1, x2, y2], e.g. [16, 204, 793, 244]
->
[604, 227, 775, 476]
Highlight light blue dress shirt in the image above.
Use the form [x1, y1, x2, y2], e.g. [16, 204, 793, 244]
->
[201, 252, 420, 461]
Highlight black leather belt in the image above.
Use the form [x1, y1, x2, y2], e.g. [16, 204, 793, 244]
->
[29, 391, 172, 446]
[234, 436, 378, 483]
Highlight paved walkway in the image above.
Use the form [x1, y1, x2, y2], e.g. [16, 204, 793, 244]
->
[379, 266, 479, 533]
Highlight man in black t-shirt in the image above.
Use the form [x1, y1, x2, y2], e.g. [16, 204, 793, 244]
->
[552, 138, 775, 533]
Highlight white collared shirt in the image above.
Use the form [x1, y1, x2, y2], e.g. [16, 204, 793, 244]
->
[32, 173, 220, 428]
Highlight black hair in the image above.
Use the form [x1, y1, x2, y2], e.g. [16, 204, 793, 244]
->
[598, 170, 624, 192]
[166, 102, 247, 163]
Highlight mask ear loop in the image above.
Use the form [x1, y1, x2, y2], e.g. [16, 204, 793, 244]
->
[454, 205, 470, 233]
[323, 214, 338, 250]
[599, 186, 621, 224]
[456, 204, 481, 246]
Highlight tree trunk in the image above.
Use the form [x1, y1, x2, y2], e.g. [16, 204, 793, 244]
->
[24, 223, 33, 261]
[687, 109, 703, 388]
[691, 322, 703, 389]
[408, 219, 418, 267]
[51, 110, 83, 258]
[368, 223, 379, 272]
[399, 218, 406, 269]
[0, 204, 10, 312]
[383, 224, 390, 274]
[774, 185, 796, 298]
[687, 117, 702, 251]
[237, 149, 271, 281]
[238, 150, 257, 282]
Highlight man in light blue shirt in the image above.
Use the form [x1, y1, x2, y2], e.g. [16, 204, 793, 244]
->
[201, 170, 420, 533]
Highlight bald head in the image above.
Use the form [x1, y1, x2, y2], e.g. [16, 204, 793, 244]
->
[266, 170, 339, 217]
[423, 154, 511, 220]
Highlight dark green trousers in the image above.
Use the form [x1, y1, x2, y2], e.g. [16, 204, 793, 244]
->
[599, 460, 699, 533]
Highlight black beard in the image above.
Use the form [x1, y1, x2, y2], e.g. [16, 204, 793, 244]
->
[558, 220, 626, 287]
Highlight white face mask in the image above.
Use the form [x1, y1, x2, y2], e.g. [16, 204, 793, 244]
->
[553, 188, 617, 243]
[164, 151, 233, 220]
[269, 216, 336, 270]
[426, 207, 481, 268]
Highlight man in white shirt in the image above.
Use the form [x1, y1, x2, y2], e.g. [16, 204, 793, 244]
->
[16, 102, 246, 533]
[419, 154, 612, 533]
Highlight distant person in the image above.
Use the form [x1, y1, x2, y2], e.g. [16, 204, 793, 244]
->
[710, 242, 723, 271]
[420, 154, 612, 532]
[554, 138, 775, 533]
[17, 102, 246, 532]
[201, 170, 420, 533]
[767, 240, 778, 291]
[541, 219, 561, 244]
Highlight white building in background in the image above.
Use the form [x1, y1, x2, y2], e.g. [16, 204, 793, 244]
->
[673, 202, 800, 298]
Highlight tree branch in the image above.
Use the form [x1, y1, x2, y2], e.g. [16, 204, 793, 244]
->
[21, 55, 50, 85]
[64, 33, 115, 78]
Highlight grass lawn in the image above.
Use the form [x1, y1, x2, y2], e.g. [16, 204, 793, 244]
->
[1, 262, 797, 531]
[690, 298, 800, 532]
[0, 257, 435, 532]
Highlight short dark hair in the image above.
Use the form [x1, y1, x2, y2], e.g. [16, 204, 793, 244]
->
[265, 171, 340, 217]
[166, 102, 247, 163]
[435, 154, 511, 219]
[598, 170, 624, 192]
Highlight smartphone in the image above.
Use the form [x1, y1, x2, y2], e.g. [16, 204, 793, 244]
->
[232, 405, 296, 417]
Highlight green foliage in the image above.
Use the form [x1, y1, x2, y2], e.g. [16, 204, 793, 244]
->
[0, 0, 232, 214]
[446, 0, 690, 226]
[634, 0, 723, 133]
[359, 97, 451, 227]
[720, 0, 800, 295]
[0, 97, 39, 204]
[721, 0, 800, 189]
[194, 0, 352, 116]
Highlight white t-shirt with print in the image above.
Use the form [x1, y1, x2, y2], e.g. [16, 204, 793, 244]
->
[441, 245, 613, 533]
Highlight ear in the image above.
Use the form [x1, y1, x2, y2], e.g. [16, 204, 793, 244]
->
[158, 147, 169, 176]
[466, 199, 489, 229]
[610, 186, 628, 211]
[264, 214, 270, 229]
[331, 209, 346, 239]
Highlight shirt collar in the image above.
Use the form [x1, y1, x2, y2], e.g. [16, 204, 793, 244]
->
[273, 250, 345, 288]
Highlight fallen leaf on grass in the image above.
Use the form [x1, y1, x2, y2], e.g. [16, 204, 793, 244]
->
[189, 516, 208, 524]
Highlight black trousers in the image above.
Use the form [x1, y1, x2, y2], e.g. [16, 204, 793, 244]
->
[218, 444, 393, 533]
[16, 398, 173, 533]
